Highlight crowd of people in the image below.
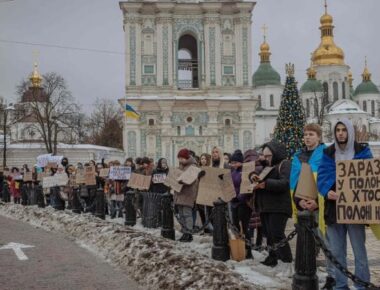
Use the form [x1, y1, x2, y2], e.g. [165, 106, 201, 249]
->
[0, 118, 378, 289]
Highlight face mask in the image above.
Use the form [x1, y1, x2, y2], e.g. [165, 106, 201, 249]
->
[260, 159, 269, 167]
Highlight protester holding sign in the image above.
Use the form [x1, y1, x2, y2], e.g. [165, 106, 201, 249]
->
[252, 140, 293, 278]
[150, 158, 169, 194]
[243, 149, 264, 253]
[289, 123, 336, 289]
[317, 118, 377, 290]
[174, 148, 199, 242]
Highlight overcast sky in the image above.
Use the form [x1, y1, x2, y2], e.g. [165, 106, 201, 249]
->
[0, 0, 379, 114]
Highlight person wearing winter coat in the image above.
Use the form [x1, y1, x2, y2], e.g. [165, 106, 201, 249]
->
[290, 123, 336, 289]
[253, 140, 293, 278]
[317, 118, 380, 290]
[230, 150, 254, 259]
[174, 148, 199, 242]
[150, 158, 170, 194]
[243, 149, 264, 251]
[9, 167, 22, 204]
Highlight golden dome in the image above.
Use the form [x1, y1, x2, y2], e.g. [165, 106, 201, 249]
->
[320, 13, 333, 25]
[312, 2, 345, 66]
[362, 58, 371, 82]
[307, 65, 317, 79]
[29, 62, 42, 88]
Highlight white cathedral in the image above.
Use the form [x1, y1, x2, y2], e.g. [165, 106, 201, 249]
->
[119, 0, 380, 164]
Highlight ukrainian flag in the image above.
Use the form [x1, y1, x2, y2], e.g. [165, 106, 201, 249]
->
[125, 104, 140, 119]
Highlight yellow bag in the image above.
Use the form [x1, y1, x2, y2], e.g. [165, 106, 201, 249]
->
[228, 224, 246, 262]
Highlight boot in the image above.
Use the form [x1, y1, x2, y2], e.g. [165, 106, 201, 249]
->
[260, 254, 278, 267]
[245, 246, 253, 259]
[179, 233, 193, 242]
[321, 276, 336, 290]
[275, 262, 293, 279]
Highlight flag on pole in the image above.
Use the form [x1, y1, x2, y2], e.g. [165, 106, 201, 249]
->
[125, 103, 140, 119]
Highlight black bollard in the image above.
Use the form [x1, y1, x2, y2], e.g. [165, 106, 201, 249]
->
[161, 192, 175, 240]
[2, 181, 10, 203]
[71, 188, 82, 214]
[124, 190, 136, 226]
[94, 187, 105, 220]
[52, 186, 65, 210]
[36, 185, 45, 208]
[212, 199, 230, 261]
[292, 210, 318, 290]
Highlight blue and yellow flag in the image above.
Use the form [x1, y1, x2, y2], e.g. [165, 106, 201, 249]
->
[125, 104, 140, 119]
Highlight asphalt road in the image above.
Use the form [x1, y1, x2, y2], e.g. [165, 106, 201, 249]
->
[0, 216, 140, 290]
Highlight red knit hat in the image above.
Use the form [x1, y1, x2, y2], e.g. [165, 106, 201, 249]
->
[177, 148, 190, 159]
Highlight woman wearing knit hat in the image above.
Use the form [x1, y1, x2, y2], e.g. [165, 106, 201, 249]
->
[174, 148, 199, 242]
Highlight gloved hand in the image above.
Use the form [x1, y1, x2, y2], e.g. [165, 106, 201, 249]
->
[218, 174, 224, 180]
[198, 170, 206, 179]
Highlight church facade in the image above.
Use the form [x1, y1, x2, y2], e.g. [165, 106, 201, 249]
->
[119, 0, 259, 164]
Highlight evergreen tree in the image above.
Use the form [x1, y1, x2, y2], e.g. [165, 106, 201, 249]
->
[274, 63, 306, 158]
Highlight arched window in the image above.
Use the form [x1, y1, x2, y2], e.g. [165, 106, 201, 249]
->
[148, 119, 155, 126]
[371, 100, 375, 116]
[306, 99, 310, 118]
[333, 82, 339, 101]
[257, 95, 262, 108]
[323, 82, 329, 103]
[177, 34, 198, 89]
[225, 119, 231, 127]
[363, 101, 367, 112]
[199, 126, 203, 136]
[342, 82, 346, 99]
[177, 126, 181, 136]
[270, 94, 274, 107]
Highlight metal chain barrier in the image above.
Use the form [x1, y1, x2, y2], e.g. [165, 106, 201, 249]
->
[171, 203, 215, 234]
[223, 206, 298, 251]
[307, 226, 380, 290]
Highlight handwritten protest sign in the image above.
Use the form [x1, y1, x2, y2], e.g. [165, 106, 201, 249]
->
[23, 171, 33, 182]
[240, 161, 256, 194]
[178, 166, 201, 185]
[294, 163, 318, 200]
[75, 168, 86, 184]
[164, 168, 183, 193]
[152, 173, 167, 184]
[36, 154, 63, 168]
[109, 166, 131, 180]
[197, 167, 235, 206]
[99, 168, 110, 178]
[37, 171, 48, 181]
[42, 174, 68, 189]
[85, 166, 96, 186]
[127, 173, 152, 190]
[336, 159, 380, 224]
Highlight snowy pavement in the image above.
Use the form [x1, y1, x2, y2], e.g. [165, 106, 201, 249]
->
[0, 203, 332, 290]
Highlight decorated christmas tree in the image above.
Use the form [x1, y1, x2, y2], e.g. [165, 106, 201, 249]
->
[274, 63, 306, 158]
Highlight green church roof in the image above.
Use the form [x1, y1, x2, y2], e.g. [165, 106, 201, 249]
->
[354, 80, 380, 96]
[252, 62, 281, 87]
[300, 79, 323, 93]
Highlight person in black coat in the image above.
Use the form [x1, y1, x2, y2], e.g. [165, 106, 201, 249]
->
[150, 158, 169, 194]
[252, 140, 293, 277]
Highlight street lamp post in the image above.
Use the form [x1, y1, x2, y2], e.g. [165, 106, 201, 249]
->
[2, 103, 15, 168]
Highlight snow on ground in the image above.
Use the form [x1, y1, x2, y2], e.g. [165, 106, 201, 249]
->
[0, 204, 260, 290]
[0, 203, 328, 289]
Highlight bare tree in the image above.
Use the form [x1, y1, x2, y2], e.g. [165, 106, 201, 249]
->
[16, 72, 81, 154]
[84, 98, 123, 149]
